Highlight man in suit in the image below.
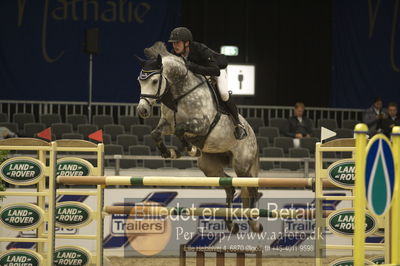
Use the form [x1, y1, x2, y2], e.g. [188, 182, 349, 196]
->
[381, 102, 400, 138]
[363, 97, 386, 136]
[285, 102, 313, 138]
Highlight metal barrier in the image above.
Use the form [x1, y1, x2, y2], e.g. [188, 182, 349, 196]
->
[0, 100, 363, 127]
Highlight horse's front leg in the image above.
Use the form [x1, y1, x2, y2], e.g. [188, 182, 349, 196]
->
[175, 118, 208, 157]
[151, 118, 181, 159]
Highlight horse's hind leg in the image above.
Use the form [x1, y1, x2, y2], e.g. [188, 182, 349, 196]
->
[232, 144, 263, 233]
[197, 152, 239, 234]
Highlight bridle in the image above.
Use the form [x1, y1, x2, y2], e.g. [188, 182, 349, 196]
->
[138, 67, 168, 105]
[138, 60, 204, 109]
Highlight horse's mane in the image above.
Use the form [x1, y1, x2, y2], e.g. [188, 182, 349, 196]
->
[144, 41, 171, 59]
[144, 42, 187, 84]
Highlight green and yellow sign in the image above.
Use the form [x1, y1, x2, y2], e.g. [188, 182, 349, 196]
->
[54, 246, 92, 266]
[0, 203, 44, 231]
[0, 157, 45, 185]
[327, 159, 355, 188]
[0, 249, 43, 266]
[327, 208, 377, 237]
[56, 202, 93, 229]
[329, 257, 373, 266]
[56, 158, 93, 177]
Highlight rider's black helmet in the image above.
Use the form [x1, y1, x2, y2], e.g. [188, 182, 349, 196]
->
[168, 27, 193, 42]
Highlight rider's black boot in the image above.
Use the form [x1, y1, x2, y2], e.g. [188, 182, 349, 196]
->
[224, 96, 247, 140]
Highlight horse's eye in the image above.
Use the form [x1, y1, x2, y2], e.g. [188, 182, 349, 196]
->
[152, 80, 158, 85]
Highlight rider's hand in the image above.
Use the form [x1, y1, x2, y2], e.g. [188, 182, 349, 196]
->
[186, 61, 197, 72]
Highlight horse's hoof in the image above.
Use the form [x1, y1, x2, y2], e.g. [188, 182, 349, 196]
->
[161, 150, 171, 158]
[248, 220, 263, 233]
[188, 146, 201, 157]
[227, 222, 240, 234]
[169, 149, 181, 159]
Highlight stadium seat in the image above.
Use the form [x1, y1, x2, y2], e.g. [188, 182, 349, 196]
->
[130, 125, 152, 142]
[119, 116, 140, 132]
[104, 124, 124, 142]
[273, 136, 294, 154]
[52, 123, 73, 139]
[117, 134, 138, 152]
[13, 113, 35, 130]
[23, 123, 45, 137]
[39, 114, 62, 127]
[66, 115, 88, 131]
[269, 118, 289, 135]
[317, 119, 338, 130]
[92, 115, 114, 129]
[258, 126, 279, 144]
[261, 147, 284, 170]
[246, 117, 265, 134]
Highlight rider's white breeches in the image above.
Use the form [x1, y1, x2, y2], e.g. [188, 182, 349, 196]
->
[217, 69, 230, 102]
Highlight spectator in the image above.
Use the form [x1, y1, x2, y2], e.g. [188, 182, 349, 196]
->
[363, 97, 386, 136]
[381, 102, 400, 138]
[285, 102, 313, 139]
[0, 127, 17, 140]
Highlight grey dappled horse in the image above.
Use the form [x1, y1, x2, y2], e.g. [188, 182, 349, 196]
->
[136, 42, 261, 233]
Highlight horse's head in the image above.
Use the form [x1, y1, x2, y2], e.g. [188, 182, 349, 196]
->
[136, 41, 189, 118]
[136, 54, 167, 118]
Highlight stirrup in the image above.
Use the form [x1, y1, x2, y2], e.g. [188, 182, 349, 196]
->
[234, 124, 247, 140]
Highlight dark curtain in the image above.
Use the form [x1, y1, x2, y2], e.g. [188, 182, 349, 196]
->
[331, 0, 400, 108]
[182, 0, 332, 107]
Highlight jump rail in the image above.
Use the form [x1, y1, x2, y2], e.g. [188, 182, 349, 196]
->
[57, 176, 336, 188]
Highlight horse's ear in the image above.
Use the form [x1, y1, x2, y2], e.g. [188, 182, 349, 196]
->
[134, 55, 146, 67]
[156, 54, 162, 66]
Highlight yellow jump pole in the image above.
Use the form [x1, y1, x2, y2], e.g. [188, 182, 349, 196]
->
[353, 123, 368, 266]
[57, 176, 335, 188]
[391, 126, 400, 264]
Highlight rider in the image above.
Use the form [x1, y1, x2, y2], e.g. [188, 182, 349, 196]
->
[168, 26, 247, 140]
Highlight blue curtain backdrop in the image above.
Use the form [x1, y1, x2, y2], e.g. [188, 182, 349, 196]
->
[0, 0, 181, 103]
[331, 0, 400, 108]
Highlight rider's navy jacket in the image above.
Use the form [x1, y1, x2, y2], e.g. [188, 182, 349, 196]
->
[173, 41, 228, 77]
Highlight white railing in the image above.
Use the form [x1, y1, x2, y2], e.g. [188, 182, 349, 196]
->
[0, 100, 364, 127]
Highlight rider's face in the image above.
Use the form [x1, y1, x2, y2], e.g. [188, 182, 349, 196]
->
[172, 41, 188, 55]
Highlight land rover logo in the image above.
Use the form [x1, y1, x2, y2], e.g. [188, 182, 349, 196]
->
[56, 202, 93, 228]
[327, 208, 377, 237]
[0, 157, 44, 185]
[0, 203, 44, 231]
[54, 246, 91, 266]
[329, 257, 373, 266]
[0, 249, 43, 266]
[56, 158, 93, 176]
[369, 256, 384, 264]
[327, 159, 355, 188]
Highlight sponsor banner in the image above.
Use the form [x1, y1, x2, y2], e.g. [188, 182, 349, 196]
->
[54, 246, 92, 266]
[329, 257, 373, 266]
[56, 158, 94, 177]
[327, 159, 355, 189]
[0, 249, 43, 266]
[327, 208, 378, 237]
[0, 188, 353, 256]
[56, 202, 93, 229]
[0, 157, 45, 185]
[0, 203, 44, 231]
[368, 256, 385, 264]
